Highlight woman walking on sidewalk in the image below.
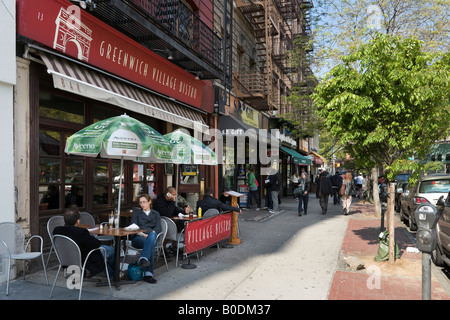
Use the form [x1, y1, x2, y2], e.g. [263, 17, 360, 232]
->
[298, 172, 310, 216]
[341, 172, 354, 215]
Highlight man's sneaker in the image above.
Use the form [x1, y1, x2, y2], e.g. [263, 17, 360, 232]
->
[256, 207, 261, 211]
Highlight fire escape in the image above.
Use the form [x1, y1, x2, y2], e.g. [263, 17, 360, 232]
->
[234, 0, 314, 114]
[88, 0, 225, 81]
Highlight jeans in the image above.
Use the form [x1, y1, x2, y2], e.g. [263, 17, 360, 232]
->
[271, 191, 279, 212]
[332, 187, 341, 204]
[100, 245, 115, 279]
[341, 195, 352, 213]
[131, 232, 157, 277]
[319, 194, 330, 214]
[247, 188, 261, 208]
[264, 191, 273, 209]
[298, 194, 309, 214]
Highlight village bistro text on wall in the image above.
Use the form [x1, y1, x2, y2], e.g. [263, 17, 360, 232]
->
[17, 0, 203, 108]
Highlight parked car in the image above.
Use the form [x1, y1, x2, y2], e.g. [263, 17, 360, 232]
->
[394, 173, 411, 212]
[433, 191, 450, 268]
[400, 174, 450, 231]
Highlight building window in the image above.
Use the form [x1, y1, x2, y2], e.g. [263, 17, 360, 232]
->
[39, 89, 86, 211]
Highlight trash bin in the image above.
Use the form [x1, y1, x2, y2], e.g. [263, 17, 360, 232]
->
[374, 231, 400, 261]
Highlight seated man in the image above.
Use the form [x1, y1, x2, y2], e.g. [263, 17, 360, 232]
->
[53, 208, 115, 278]
[130, 193, 162, 284]
[219, 188, 232, 206]
[196, 187, 241, 214]
[153, 186, 190, 255]
[153, 186, 191, 218]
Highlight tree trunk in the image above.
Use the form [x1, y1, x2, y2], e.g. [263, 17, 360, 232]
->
[372, 166, 381, 218]
[388, 182, 396, 264]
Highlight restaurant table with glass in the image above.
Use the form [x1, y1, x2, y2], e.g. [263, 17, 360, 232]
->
[85, 225, 145, 288]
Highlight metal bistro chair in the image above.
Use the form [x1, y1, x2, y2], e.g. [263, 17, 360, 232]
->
[203, 209, 220, 217]
[120, 219, 169, 272]
[45, 215, 64, 268]
[49, 234, 112, 300]
[162, 216, 199, 268]
[0, 222, 49, 296]
[80, 212, 114, 245]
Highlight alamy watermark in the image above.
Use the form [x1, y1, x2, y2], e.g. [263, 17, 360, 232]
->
[366, 265, 382, 290]
[191, 123, 281, 175]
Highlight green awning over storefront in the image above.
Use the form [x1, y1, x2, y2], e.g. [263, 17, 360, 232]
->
[281, 147, 312, 165]
[430, 143, 450, 164]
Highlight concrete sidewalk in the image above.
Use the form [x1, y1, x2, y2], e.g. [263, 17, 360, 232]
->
[328, 200, 450, 300]
[2, 196, 450, 301]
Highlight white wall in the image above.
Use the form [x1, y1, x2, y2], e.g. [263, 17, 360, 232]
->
[0, 0, 16, 284]
[0, 0, 16, 223]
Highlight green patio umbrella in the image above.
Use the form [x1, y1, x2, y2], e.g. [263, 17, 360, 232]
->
[164, 129, 217, 166]
[65, 114, 173, 221]
[164, 129, 217, 200]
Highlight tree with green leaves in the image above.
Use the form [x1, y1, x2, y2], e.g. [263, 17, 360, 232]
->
[313, 33, 450, 262]
[284, 0, 450, 158]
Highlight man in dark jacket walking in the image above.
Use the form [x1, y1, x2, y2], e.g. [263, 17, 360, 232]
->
[331, 171, 343, 205]
[318, 171, 333, 214]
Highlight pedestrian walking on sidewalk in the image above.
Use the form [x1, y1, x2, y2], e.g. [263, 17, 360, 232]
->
[341, 172, 354, 215]
[297, 172, 310, 216]
[318, 171, 333, 214]
[331, 171, 343, 205]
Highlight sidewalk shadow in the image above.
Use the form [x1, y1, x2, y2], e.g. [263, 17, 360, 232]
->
[351, 224, 414, 258]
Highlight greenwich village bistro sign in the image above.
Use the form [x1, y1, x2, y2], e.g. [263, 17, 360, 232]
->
[17, 0, 204, 109]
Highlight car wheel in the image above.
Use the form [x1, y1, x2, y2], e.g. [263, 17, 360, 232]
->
[408, 212, 417, 231]
[432, 244, 445, 267]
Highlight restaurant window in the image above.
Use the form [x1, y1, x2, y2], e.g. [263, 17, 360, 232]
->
[39, 90, 86, 211]
[133, 163, 157, 201]
[39, 90, 84, 124]
[93, 160, 110, 206]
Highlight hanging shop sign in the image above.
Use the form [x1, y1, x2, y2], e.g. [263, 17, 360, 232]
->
[17, 0, 204, 108]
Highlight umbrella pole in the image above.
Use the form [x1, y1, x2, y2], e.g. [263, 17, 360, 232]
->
[117, 156, 124, 227]
[176, 164, 179, 204]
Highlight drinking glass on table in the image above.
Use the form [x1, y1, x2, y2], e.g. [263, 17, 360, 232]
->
[109, 212, 114, 228]
[114, 212, 119, 228]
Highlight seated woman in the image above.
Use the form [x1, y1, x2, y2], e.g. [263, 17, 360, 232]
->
[130, 194, 162, 284]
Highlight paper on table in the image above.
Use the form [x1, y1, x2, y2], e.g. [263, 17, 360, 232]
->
[124, 223, 140, 231]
